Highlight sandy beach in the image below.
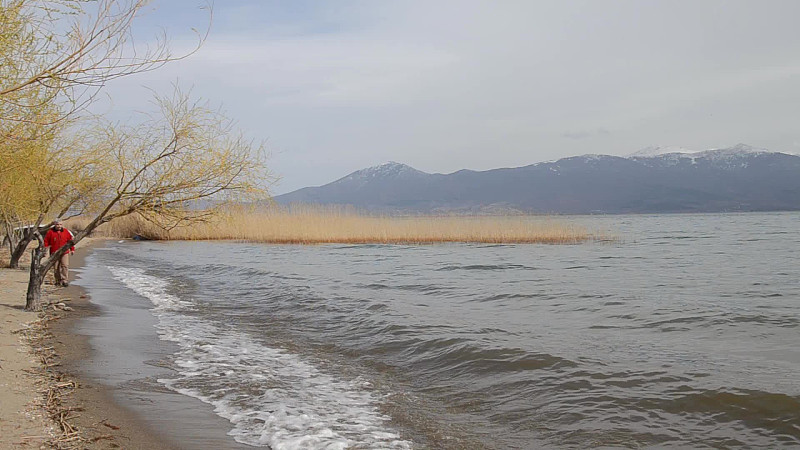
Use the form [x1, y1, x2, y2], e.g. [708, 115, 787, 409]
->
[0, 267, 53, 449]
[0, 241, 177, 450]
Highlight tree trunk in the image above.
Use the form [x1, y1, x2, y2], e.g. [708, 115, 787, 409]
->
[8, 234, 29, 269]
[10, 225, 48, 269]
[3, 234, 12, 262]
[3, 222, 16, 266]
[25, 233, 46, 311]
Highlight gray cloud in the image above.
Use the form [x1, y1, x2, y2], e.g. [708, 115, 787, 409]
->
[562, 129, 611, 140]
[98, 0, 800, 194]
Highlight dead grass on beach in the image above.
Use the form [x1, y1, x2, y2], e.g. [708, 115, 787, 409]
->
[66, 205, 597, 244]
[14, 302, 87, 449]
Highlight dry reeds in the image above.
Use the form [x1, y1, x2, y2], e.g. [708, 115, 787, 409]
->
[67, 205, 597, 244]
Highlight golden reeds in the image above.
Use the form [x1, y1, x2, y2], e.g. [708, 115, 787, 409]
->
[67, 205, 597, 244]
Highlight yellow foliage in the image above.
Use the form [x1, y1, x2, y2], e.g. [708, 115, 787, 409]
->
[70, 88, 272, 233]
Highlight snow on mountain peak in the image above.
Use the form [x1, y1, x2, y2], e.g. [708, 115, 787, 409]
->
[628, 143, 771, 159]
[363, 161, 421, 175]
[339, 161, 426, 183]
[702, 143, 768, 155]
[627, 146, 695, 157]
[623, 143, 778, 170]
[730, 143, 761, 152]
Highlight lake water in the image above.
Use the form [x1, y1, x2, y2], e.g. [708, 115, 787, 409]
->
[74, 212, 800, 449]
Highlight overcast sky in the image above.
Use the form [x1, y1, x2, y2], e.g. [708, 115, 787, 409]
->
[98, 0, 800, 195]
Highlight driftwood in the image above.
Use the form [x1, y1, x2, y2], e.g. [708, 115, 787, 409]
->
[17, 307, 90, 449]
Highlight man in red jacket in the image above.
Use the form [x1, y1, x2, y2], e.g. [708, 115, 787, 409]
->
[43, 219, 75, 287]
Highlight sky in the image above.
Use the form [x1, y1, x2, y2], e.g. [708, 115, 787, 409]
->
[96, 0, 800, 195]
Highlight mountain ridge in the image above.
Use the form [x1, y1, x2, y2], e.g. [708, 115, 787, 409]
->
[275, 145, 800, 214]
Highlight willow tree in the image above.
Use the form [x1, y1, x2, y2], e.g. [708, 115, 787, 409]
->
[1, 126, 109, 268]
[0, 85, 64, 266]
[1, 0, 206, 268]
[1, 0, 205, 126]
[25, 89, 269, 310]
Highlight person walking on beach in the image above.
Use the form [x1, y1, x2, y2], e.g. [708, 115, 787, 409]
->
[43, 219, 75, 287]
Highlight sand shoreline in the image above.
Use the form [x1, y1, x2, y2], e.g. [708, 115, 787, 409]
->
[0, 267, 54, 449]
[0, 240, 178, 449]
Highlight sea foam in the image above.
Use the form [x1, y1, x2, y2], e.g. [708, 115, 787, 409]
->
[108, 266, 412, 449]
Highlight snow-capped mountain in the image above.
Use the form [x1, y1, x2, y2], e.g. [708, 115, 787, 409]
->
[627, 143, 769, 159]
[626, 144, 777, 170]
[627, 145, 696, 157]
[338, 162, 426, 184]
[275, 146, 800, 214]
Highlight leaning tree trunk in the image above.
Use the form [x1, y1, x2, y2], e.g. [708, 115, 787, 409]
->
[25, 232, 47, 311]
[8, 232, 30, 269]
[10, 224, 49, 269]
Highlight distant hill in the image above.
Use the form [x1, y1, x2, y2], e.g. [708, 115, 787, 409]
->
[274, 144, 800, 214]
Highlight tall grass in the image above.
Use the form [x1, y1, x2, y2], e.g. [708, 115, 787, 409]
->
[66, 205, 597, 244]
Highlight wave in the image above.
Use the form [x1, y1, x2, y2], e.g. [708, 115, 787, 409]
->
[435, 263, 537, 271]
[108, 266, 412, 449]
[400, 339, 577, 378]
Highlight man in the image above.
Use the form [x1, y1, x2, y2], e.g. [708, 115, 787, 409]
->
[43, 219, 75, 287]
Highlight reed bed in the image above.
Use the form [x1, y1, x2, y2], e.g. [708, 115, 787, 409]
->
[67, 206, 596, 244]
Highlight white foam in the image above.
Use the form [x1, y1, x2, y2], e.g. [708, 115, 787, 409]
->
[108, 266, 194, 311]
[109, 266, 412, 449]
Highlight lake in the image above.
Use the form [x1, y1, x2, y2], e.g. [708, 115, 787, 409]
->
[74, 212, 800, 449]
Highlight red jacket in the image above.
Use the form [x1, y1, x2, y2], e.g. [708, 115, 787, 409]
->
[44, 228, 75, 254]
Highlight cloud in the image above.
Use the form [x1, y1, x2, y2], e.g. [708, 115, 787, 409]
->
[99, 0, 800, 194]
[562, 129, 611, 140]
[183, 38, 459, 107]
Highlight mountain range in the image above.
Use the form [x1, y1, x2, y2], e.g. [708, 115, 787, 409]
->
[274, 144, 800, 214]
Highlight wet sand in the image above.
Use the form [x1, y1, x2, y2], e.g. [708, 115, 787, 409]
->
[48, 239, 180, 449]
[0, 239, 179, 449]
[51, 239, 254, 450]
